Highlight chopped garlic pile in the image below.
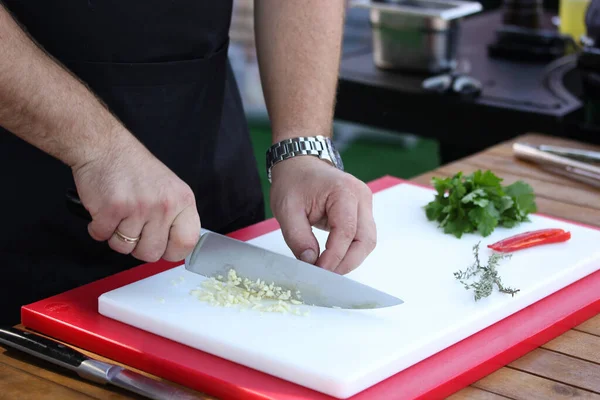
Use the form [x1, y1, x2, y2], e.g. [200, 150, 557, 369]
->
[190, 269, 309, 316]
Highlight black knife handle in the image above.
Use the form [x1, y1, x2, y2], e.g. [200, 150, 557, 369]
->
[65, 188, 93, 222]
[0, 327, 87, 369]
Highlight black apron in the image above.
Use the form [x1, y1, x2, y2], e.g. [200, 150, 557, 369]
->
[0, 1, 265, 323]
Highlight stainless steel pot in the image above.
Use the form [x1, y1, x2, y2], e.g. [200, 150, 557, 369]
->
[351, 0, 482, 73]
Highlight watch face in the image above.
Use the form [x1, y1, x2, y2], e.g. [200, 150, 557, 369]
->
[326, 139, 344, 171]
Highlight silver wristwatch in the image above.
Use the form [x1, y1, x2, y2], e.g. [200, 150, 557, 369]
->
[266, 135, 344, 183]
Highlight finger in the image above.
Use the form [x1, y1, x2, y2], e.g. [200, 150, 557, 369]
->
[107, 215, 146, 255]
[331, 192, 376, 275]
[315, 191, 358, 272]
[87, 203, 127, 242]
[276, 199, 320, 264]
[131, 214, 171, 263]
[163, 206, 202, 262]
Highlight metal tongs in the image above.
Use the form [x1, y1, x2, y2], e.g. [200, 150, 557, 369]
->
[513, 142, 600, 188]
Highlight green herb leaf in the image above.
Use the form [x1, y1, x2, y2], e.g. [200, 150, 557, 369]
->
[473, 169, 503, 188]
[432, 176, 453, 196]
[461, 188, 487, 204]
[425, 200, 445, 221]
[472, 197, 490, 208]
[444, 213, 472, 238]
[501, 219, 519, 228]
[468, 202, 499, 237]
[494, 196, 514, 213]
[424, 170, 537, 238]
[504, 181, 537, 215]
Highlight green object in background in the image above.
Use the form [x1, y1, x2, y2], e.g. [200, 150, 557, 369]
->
[338, 131, 440, 184]
[248, 122, 440, 219]
[248, 124, 274, 218]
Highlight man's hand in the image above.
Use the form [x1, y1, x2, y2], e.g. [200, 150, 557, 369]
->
[254, 0, 375, 273]
[0, 5, 201, 263]
[270, 157, 376, 275]
[72, 134, 201, 263]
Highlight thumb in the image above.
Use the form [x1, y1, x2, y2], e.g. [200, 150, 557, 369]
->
[276, 204, 320, 264]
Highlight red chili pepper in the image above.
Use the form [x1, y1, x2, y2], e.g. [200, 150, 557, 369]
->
[487, 228, 571, 253]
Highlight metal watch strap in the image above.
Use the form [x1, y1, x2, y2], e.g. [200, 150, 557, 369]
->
[266, 136, 340, 183]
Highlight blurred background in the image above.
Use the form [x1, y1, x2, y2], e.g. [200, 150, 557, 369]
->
[228, 0, 596, 217]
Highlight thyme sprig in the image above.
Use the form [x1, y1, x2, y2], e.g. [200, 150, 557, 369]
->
[454, 242, 520, 301]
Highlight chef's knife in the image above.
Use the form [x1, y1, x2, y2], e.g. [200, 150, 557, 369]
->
[185, 231, 403, 309]
[65, 189, 404, 309]
[0, 327, 202, 400]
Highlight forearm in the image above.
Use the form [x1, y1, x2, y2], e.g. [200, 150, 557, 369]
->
[254, 0, 346, 143]
[0, 5, 131, 168]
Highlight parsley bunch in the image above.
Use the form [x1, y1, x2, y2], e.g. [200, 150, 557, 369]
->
[424, 170, 537, 238]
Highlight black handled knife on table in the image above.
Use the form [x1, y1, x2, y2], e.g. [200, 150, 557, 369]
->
[0, 327, 203, 400]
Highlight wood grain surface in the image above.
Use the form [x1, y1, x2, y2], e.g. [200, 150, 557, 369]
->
[1, 132, 599, 399]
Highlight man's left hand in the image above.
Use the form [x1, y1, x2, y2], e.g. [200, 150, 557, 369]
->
[269, 156, 377, 275]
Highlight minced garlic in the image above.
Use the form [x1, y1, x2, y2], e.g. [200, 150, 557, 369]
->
[189, 269, 309, 316]
[170, 276, 185, 286]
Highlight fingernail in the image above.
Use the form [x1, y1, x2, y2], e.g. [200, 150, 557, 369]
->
[300, 249, 317, 264]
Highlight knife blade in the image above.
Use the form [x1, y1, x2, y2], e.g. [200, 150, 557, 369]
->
[0, 327, 203, 400]
[185, 231, 404, 309]
[63, 189, 404, 309]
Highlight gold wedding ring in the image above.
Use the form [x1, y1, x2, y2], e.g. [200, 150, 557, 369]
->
[114, 230, 141, 244]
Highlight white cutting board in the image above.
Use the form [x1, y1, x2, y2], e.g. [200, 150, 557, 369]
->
[98, 183, 600, 399]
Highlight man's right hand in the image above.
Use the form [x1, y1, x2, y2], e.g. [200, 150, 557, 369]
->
[72, 134, 201, 263]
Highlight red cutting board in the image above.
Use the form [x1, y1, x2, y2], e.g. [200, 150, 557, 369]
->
[21, 176, 600, 400]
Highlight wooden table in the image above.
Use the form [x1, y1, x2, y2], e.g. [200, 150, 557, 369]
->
[1, 132, 599, 399]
